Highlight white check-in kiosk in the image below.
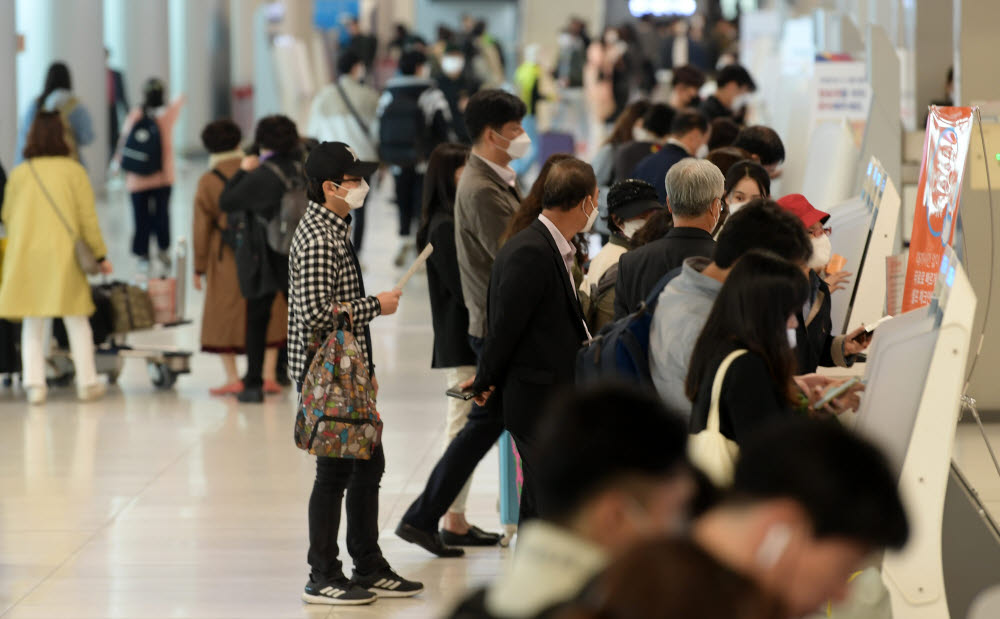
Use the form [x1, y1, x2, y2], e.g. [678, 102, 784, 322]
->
[825, 158, 902, 335]
[852, 248, 1000, 618]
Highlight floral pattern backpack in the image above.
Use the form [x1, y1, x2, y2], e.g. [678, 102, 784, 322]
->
[294, 304, 383, 459]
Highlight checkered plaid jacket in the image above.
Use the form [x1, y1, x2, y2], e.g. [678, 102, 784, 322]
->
[288, 201, 380, 383]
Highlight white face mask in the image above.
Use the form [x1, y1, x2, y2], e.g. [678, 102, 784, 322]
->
[622, 219, 645, 239]
[734, 93, 752, 109]
[809, 234, 833, 269]
[334, 179, 370, 210]
[495, 129, 532, 160]
[787, 327, 798, 349]
[558, 33, 574, 49]
[583, 197, 599, 233]
[727, 200, 748, 215]
[441, 56, 465, 75]
[696, 143, 709, 158]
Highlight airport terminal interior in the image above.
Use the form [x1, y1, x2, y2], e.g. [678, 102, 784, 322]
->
[2, 0, 1000, 618]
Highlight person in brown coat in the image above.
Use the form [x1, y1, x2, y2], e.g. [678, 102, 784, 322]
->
[192, 120, 288, 396]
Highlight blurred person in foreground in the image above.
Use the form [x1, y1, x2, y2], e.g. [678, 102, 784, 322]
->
[446, 383, 693, 618]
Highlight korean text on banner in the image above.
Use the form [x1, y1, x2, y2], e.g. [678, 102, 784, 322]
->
[901, 107, 975, 312]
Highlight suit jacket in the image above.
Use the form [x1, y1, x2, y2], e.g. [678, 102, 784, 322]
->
[474, 219, 590, 437]
[455, 154, 522, 338]
[631, 143, 691, 204]
[614, 227, 716, 319]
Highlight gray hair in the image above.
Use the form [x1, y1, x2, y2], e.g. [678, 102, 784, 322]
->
[665, 158, 725, 217]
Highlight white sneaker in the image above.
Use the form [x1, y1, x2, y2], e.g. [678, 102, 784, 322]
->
[77, 383, 106, 402]
[27, 386, 47, 405]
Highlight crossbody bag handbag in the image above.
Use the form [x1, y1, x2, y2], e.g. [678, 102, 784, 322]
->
[688, 349, 746, 487]
[28, 161, 100, 275]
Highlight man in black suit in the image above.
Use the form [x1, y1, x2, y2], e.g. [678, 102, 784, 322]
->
[614, 158, 724, 319]
[470, 158, 597, 523]
[631, 110, 710, 205]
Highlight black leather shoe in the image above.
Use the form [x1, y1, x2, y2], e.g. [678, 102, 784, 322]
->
[440, 525, 503, 547]
[237, 387, 264, 403]
[396, 522, 464, 557]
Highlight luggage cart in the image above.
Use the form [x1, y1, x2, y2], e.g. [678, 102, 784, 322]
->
[48, 240, 194, 390]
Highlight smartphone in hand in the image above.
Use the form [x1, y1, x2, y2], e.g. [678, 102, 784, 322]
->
[446, 385, 477, 401]
[814, 377, 863, 410]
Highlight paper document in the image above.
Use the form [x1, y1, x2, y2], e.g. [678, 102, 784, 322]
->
[395, 244, 434, 290]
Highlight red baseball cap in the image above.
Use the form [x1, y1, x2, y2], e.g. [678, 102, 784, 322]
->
[776, 193, 829, 229]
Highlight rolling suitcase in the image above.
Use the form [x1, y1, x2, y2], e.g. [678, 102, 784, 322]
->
[498, 430, 522, 546]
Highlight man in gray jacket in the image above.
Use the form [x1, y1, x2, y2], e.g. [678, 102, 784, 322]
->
[396, 89, 529, 556]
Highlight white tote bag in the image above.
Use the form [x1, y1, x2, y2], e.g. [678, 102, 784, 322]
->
[688, 349, 746, 487]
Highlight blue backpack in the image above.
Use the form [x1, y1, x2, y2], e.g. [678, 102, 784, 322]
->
[575, 268, 681, 386]
[120, 113, 163, 175]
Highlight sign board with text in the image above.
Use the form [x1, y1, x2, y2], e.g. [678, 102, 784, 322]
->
[902, 107, 975, 312]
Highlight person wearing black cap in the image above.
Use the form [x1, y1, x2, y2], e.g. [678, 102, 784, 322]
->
[289, 142, 418, 606]
[579, 179, 664, 332]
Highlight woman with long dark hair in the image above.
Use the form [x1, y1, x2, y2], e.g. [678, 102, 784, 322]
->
[118, 77, 186, 273]
[685, 250, 810, 444]
[713, 159, 769, 237]
[416, 142, 498, 543]
[15, 62, 94, 166]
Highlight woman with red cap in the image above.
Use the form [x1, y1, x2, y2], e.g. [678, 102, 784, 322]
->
[775, 194, 871, 374]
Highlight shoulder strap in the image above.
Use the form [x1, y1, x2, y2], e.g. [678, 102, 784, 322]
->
[210, 168, 228, 184]
[260, 160, 292, 190]
[27, 161, 75, 240]
[334, 78, 372, 138]
[707, 349, 748, 432]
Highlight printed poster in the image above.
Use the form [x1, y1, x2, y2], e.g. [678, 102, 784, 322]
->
[902, 106, 975, 312]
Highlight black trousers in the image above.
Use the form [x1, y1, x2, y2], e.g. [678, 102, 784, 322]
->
[130, 186, 172, 257]
[308, 447, 389, 580]
[393, 167, 424, 237]
[401, 336, 505, 532]
[243, 291, 283, 389]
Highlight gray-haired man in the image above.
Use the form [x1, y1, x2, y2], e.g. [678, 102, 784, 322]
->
[614, 158, 723, 318]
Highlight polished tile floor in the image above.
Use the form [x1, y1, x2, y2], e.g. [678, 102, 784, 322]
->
[2, 162, 1000, 618]
[0, 163, 508, 618]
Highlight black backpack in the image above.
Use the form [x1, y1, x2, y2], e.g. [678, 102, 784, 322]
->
[378, 87, 428, 166]
[211, 169, 245, 253]
[120, 113, 163, 175]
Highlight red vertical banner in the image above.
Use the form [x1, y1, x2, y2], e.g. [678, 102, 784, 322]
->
[902, 107, 975, 312]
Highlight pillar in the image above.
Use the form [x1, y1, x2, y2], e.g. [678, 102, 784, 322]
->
[0, 2, 16, 165]
[105, 0, 170, 108]
[16, 0, 108, 187]
[169, 0, 230, 155]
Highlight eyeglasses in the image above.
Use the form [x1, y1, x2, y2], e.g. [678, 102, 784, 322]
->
[811, 227, 833, 238]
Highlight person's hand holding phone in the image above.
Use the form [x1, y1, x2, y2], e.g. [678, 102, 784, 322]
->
[844, 324, 873, 355]
[794, 374, 864, 415]
[459, 375, 495, 406]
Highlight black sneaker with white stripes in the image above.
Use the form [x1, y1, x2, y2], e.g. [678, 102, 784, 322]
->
[302, 576, 377, 605]
[352, 568, 424, 598]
